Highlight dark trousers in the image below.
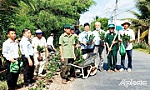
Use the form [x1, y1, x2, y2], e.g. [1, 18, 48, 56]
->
[60, 58, 74, 79]
[97, 46, 104, 58]
[107, 50, 117, 70]
[5, 60, 19, 90]
[82, 49, 94, 54]
[121, 50, 132, 69]
[22, 55, 34, 86]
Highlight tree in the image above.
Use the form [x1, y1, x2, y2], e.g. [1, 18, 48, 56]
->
[0, 0, 21, 47]
[91, 17, 109, 31]
[0, 0, 95, 48]
[130, 0, 150, 43]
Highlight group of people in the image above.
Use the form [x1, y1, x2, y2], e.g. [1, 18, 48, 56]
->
[2, 20, 135, 89]
[2, 28, 55, 90]
[59, 21, 135, 84]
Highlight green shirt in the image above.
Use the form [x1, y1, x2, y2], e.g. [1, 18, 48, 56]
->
[105, 33, 118, 50]
[59, 33, 75, 58]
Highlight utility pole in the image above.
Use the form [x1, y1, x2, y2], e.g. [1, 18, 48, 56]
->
[114, 0, 118, 31]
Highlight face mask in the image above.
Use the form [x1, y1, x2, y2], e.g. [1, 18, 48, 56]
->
[96, 28, 100, 30]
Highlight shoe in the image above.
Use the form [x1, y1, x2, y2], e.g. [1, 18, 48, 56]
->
[38, 74, 46, 77]
[30, 79, 36, 83]
[119, 68, 124, 72]
[25, 84, 32, 89]
[34, 72, 37, 76]
[15, 85, 21, 89]
[68, 77, 75, 82]
[114, 68, 118, 72]
[62, 79, 67, 84]
[98, 66, 104, 72]
[107, 69, 111, 73]
[127, 68, 132, 72]
[90, 67, 97, 76]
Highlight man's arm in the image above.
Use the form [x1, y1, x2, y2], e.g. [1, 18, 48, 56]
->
[59, 35, 64, 61]
[59, 45, 64, 61]
[79, 33, 87, 46]
[130, 30, 135, 43]
[118, 31, 122, 42]
[43, 37, 49, 57]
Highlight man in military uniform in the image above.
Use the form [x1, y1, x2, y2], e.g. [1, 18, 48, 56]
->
[59, 24, 76, 84]
[105, 24, 118, 73]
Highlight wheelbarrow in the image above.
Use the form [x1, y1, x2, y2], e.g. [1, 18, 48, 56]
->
[68, 53, 97, 79]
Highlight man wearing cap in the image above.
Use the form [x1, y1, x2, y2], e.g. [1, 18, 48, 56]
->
[74, 25, 81, 35]
[59, 24, 76, 84]
[119, 21, 135, 72]
[2, 28, 20, 90]
[32, 29, 49, 76]
[47, 33, 56, 53]
[105, 24, 118, 73]
[92, 22, 105, 71]
[20, 29, 34, 87]
[70, 26, 79, 48]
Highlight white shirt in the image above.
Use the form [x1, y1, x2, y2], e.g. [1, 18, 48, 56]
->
[47, 36, 54, 48]
[92, 29, 105, 45]
[32, 37, 47, 52]
[79, 31, 93, 49]
[2, 38, 19, 60]
[119, 28, 135, 50]
[20, 36, 34, 58]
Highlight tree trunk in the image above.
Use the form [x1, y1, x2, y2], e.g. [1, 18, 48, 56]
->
[137, 27, 140, 43]
[148, 26, 150, 45]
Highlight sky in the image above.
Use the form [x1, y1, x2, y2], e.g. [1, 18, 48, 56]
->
[79, 0, 139, 25]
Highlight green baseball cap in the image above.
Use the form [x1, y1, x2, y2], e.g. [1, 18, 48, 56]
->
[64, 24, 70, 29]
[70, 26, 75, 30]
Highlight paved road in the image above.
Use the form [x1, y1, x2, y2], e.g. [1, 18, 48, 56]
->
[72, 50, 150, 90]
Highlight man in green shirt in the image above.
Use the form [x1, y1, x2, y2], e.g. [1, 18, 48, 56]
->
[105, 24, 118, 73]
[59, 24, 76, 84]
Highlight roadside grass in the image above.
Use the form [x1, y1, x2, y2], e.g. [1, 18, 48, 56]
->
[134, 48, 149, 54]
[133, 42, 150, 54]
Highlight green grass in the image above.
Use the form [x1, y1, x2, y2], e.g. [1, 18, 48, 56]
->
[0, 81, 7, 90]
[134, 48, 149, 54]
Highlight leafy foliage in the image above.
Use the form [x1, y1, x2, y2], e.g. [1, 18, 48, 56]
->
[99, 31, 105, 40]
[75, 48, 84, 64]
[0, 0, 95, 48]
[91, 17, 109, 31]
[46, 52, 60, 79]
[74, 35, 79, 44]
[85, 34, 95, 45]
[121, 34, 130, 43]
[133, 42, 150, 54]
[135, 0, 150, 19]
[121, 34, 130, 48]
[37, 45, 44, 53]
[129, 0, 150, 43]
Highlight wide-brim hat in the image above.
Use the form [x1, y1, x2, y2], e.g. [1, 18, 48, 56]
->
[121, 22, 131, 26]
[108, 24, 115, 29]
